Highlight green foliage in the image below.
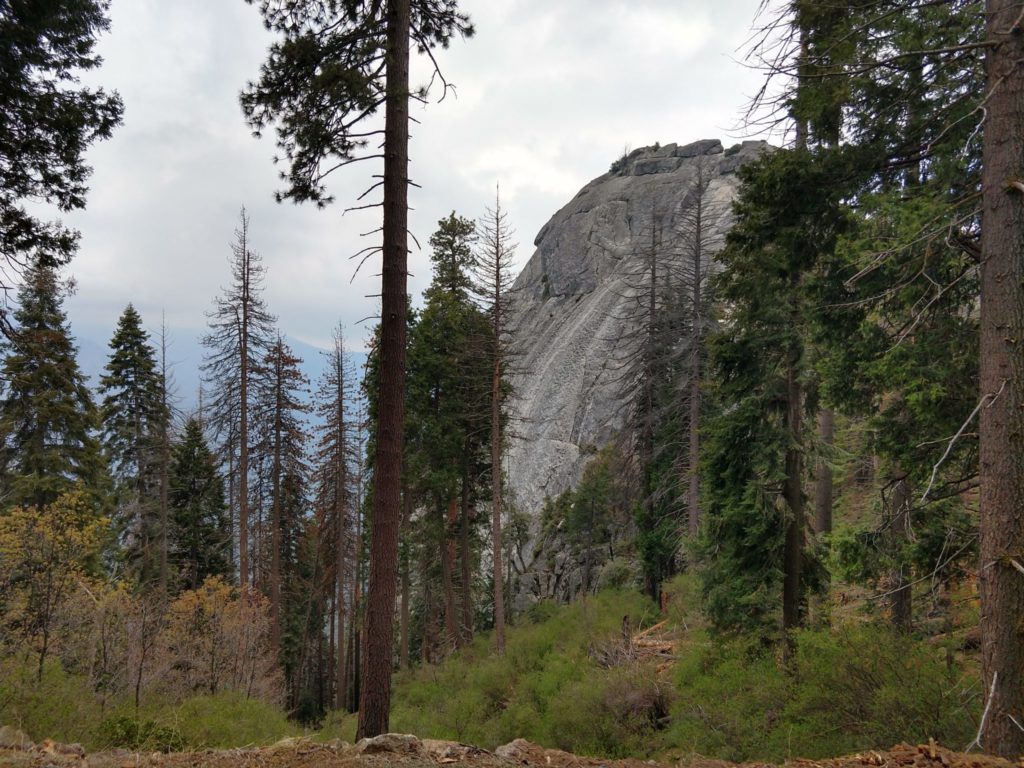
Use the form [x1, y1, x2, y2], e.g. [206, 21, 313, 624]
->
[0, 260, 105, 509]
[99, 304, 166, 583]
[0, 0, 123, 265]
[699, 147, 855, 634]
[382, 590, 658, 753]
[99, 304, 164, 485]
[666, 625, 974, 762]
[97, 715, 185, 753]
[169, 419, 230, 591]
[0, 656, 105, 746]
[150, 693, 300, 749]
[241, 0, 473, 205]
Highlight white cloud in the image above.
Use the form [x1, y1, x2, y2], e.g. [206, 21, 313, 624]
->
[62, 0, 769, 366]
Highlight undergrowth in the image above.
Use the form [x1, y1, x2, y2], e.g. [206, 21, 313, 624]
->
[323, 578, 978, 761]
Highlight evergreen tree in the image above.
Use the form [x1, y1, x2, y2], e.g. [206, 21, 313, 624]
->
[313, 325, 359, 709]
[242, 0, 473, 737]
[169, 419, 230, 592]
[699, 148, 850, 637]
[251, 335, 309, 656]
[0, 260, 103, 508]
[0, 0, 123, 305]
[406, 214, 492, 653]
[98, 304, 166, 585]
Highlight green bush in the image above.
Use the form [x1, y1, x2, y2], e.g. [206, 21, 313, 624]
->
[547, 664, 672, 757]
[665, 625, 976, 762]
[666, 635, 788, 762]
[0, 657, 105, 747]
[97, 715, 185, 753]
[385, 589, 659, 753]
[150, 693, 300, 748]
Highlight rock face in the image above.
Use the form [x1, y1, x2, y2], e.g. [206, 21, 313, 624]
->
[505, 139, 767, 602]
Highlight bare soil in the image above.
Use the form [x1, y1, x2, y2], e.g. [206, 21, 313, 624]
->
[0, 736, 1018, 768]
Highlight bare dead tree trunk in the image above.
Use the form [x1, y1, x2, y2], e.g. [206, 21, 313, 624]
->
[158, 317, 171, 592]
[270, 340, 283, 652]
[356, 0, 411, 739]
[687, 183, 703, 538]
[979, 0, 1024, 756]
[239, 246, 251, 589]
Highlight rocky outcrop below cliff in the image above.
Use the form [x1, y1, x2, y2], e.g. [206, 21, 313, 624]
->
[505, 138, 768, 602]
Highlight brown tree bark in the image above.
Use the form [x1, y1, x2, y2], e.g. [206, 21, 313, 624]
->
[887, 475, 912, 633]
[459, 471, 474, 645]
[357, 0, 410, 737]
[399, 487, 411, 669]
[782, 354, 804, 637]
[979, 0, 1024, 756]
[441, 498, 459, 648]
[814, 409, 834, 535]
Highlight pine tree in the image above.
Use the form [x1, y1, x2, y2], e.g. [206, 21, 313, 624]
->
[252, 335, 309, 655]
[406, 214, 492, 654]
[313, 325, 358, 709]
[0, 0, 122, 306]
[700, 148, 850, 637]
[98, 304, 165, 586]
[0, 260, 103, 508]
[242, 0, 473, 737]
[169, 419, 230, 591]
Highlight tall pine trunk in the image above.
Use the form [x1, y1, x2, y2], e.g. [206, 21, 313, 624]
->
[459, 469, 473, 644]
[399, 486, 411, 669]
[979, 0, 1024, 755]
[813, 410, 833, 534]
[442, 498, 459, 648]
[782, 351, 804, 637]
[357, 0, 411, 739]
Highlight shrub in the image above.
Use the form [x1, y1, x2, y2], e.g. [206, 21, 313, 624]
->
[0, 657, 105, 747]
[151, 692, 300, 748]
[97, 715, 185, 753]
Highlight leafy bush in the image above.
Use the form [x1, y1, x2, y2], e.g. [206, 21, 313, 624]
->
[386, 589, 659, 753]
[97, 715, 185, 753]
[151, 693, 300, 748]
[548, 664, 673, 757]
[665, 625, 976, 762]
[0, 657, 105, 747]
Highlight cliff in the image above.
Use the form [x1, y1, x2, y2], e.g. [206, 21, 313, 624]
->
[505, 138, 768, 601]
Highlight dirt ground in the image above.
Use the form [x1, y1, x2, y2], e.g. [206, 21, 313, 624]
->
[0, 735, 1019, 768]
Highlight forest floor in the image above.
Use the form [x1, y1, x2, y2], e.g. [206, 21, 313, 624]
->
[0, 733, 1018, 768]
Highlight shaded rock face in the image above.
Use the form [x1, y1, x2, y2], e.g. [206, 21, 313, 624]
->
[506, 139, 767, 603]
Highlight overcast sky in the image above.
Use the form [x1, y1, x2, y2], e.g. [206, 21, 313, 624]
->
[62, 0, 768, 365]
